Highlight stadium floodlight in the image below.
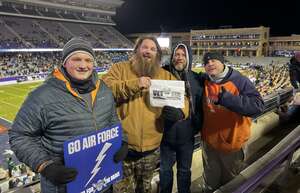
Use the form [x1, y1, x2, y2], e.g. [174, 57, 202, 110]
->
[157, 37, 170, 49]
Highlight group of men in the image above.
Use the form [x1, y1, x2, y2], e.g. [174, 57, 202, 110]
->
[9, 36, 264, 193]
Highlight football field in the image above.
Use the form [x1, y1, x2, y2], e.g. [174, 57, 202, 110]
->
[0, 82, 41, 121]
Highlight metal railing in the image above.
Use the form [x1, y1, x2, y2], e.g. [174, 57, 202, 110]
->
[215, 125, 300, 193]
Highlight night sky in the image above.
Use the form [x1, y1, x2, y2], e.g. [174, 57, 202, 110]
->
[113, 0, 299, 36]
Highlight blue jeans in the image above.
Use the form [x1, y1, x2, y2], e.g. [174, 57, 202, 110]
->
[159, 139, 194, 193]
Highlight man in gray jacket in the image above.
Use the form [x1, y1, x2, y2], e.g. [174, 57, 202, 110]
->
[9, 37, 128, 193]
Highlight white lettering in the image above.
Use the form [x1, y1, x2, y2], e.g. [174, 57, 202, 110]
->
[110, 171, 120, 181]
[86, 187, 94, 193]
[82, 135, 97, 150]
[68, 139, 81, 155]
[97, 127, 119, 144]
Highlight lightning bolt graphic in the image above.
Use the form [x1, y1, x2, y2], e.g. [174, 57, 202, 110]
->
[85, 142, 112, 187]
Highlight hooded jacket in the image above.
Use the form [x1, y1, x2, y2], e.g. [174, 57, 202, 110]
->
[9, 68, 121, 172]
[162, 43, 204, 145]
[289, 56, 300, 89]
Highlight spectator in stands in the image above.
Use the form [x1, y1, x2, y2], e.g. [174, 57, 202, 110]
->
[281, 92, 300, 124]
[9, 37, 127, 193]
[200, 52, 264, 193]
[159, 43, 204, 193]
[289, 51, 300, 89]
[278, 52, 300, 123]
[102, 37, 189, 193]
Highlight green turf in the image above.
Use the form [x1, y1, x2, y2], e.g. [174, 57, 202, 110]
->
[0, 82, 41, 121]
[192, 67, 204, 73]
[0, 68, 203, 122]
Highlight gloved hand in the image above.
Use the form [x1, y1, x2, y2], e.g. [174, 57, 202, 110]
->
[113, 142, 128, 163]
[215, 86, 228, 105]
[41, 160, 78, 185]
[161, 106, 184, 123]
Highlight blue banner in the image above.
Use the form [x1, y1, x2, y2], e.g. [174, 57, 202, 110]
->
[64, 124, 123, 193]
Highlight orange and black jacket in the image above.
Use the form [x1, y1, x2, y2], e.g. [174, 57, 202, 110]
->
[202, 67, 264, 153]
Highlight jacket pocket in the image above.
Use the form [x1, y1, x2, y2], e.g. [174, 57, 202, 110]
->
[218, 126, 249, 153]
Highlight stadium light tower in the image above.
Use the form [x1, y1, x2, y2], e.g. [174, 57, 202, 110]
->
[157, 36, 170, 50]
[157, 26, 171, 50]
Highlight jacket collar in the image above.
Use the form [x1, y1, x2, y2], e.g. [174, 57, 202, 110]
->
[52, 68, 100, 106]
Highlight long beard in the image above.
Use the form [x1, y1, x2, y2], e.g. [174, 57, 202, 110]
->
[131, 53, 160, 78]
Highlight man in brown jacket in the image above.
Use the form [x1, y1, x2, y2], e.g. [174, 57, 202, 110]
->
[102, 37, 188, 193]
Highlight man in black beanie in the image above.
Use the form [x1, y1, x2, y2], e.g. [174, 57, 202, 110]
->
[200, 51, 264, 192]
[9, 37, 128, 193]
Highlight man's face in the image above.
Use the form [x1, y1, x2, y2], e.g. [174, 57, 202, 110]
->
[204, 59, 224, 76]
[137, 39, 158, 62]
[173, 48, 187, 71]
[64, 52, 94, 80]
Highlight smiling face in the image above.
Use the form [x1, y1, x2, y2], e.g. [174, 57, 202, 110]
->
[131, 38, 161, 77]
[137, 38, 158, 62]
[63, 52, 94, 80]
[204, 59, 225, 77]
[173, 47, 187, 71]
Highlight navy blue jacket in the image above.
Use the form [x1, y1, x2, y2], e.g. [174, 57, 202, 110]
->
[162, 43, 204, 145]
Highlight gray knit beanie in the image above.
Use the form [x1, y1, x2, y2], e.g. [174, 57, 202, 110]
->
[62, 37, 95, 65]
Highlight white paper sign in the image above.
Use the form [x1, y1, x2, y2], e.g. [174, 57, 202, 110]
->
[149, 80, 185, 108]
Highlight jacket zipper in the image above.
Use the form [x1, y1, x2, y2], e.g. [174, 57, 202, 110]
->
[92, 110, 97, 131]
[82, 97, 98, 131]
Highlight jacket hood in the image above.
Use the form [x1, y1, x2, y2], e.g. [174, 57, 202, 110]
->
[170, 43, 193, 72]
[47, 67, 99, 98]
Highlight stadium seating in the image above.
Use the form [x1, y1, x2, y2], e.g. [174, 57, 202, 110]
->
[0, 15, 133, 49]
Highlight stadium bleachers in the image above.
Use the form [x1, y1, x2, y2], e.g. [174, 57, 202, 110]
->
[0, 15, 133, 49]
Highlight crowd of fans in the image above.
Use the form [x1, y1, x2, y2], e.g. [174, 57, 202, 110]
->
[0, 53, 59, 78]
[244, 63, 291, 97]
[0, 155, 39, 192]
[0, 51, 131, 78]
